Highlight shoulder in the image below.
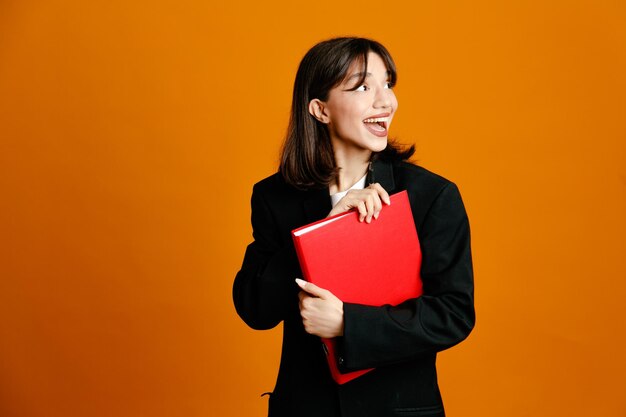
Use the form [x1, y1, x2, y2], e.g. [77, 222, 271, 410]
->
[389, 161, 467, 230]
[253, 172, 299, 198]
[393, 160, 450, 185]
[391, 160, 458, 199]
[251, 172, 310, 213]
[253, 172, 285, 194]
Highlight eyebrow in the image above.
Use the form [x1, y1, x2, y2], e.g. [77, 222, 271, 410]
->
[347, 71, 370, 81]
[346, 70, 392, 81]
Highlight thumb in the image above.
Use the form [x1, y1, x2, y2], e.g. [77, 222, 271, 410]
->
[295, 278, 328, 299]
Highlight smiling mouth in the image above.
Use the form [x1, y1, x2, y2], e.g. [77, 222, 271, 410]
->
[363, 117, 389, 132]
[363, 117, 389, 137]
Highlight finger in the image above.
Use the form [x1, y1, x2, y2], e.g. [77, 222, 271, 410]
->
[357, 201, 367, 222]
[364, 195, 374, 223]
[299, 294, 311, 313]
[361, 188, 382, 220]
[372, 190, 383, 216]
[295, 278, 307, 289]
[369, 183, 391, 205]
[373, 183, 391, 206]
[295, 279, 329, 299]
[298, 292, 307, 314]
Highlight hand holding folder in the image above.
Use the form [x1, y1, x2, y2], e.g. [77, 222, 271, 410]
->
[295, 278, 345, 338]
[291, 190, 423, 384]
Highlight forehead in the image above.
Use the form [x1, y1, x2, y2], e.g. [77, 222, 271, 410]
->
[342, 52, 391, 83]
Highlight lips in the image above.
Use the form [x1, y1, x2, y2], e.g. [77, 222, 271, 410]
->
[363, 113, 391, 137]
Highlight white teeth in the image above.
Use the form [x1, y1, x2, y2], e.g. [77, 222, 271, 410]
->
[363, 117, 389, 123]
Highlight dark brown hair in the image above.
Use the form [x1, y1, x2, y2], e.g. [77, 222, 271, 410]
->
[280, 37, 414, 189]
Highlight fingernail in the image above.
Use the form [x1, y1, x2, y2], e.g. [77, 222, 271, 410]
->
[374, 212, 379, 219]
[295, 278, 306, 288]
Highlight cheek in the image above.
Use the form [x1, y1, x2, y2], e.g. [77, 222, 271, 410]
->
[390, 93, 399, 111]
[332, 103, 361, 124]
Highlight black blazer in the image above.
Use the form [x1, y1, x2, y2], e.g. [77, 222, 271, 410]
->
[233, 158, 475, 417]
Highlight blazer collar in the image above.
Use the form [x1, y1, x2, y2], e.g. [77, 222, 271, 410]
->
[367, 158, 396, 192]
[302, 159, 396, 224]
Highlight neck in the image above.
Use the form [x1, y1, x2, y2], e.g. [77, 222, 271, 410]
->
[330, 146, 372, 194]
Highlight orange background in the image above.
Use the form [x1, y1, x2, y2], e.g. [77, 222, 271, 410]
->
[1, 1, 625, 416]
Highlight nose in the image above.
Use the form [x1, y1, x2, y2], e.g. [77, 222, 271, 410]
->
[373, 86, 393, 109]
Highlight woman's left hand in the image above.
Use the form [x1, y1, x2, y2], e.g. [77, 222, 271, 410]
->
[296, 278, 344, 338]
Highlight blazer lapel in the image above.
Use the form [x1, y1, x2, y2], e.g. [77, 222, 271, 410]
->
[367, 159, 396, 193]
[302, 159, 396, 224]
[302, 187, 332, 224]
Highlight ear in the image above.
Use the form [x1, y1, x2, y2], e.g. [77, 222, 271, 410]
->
[308, 99, 330, 124]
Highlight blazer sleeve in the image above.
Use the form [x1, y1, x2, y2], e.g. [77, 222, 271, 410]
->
[339, 182, 475, 371]
[232, 184, 300, 330]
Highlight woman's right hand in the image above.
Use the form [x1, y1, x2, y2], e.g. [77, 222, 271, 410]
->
[327, 183, 391, 223]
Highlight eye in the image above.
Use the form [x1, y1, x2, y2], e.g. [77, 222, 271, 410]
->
[384, 81, 393, 89]
[355, 84, 369, 92]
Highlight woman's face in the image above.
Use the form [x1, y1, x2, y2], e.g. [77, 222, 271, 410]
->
[314, 52, 398, 157]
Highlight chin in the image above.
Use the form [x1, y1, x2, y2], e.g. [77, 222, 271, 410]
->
[369, 139, 388, 153]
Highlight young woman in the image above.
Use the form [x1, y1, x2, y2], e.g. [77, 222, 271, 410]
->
[233, 37, 475, 417]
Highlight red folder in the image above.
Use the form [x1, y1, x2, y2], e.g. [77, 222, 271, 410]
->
[291, 190, 423, 384]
